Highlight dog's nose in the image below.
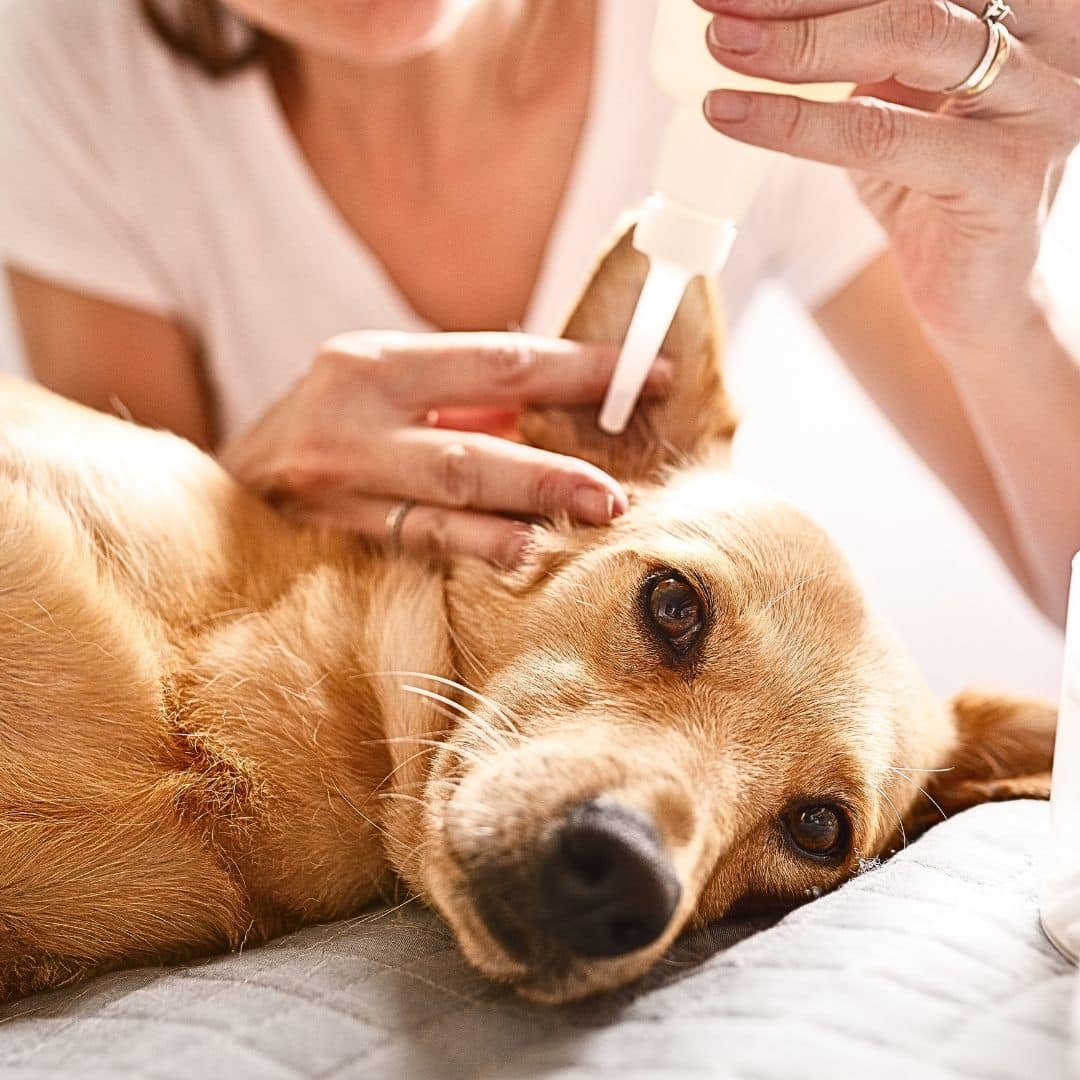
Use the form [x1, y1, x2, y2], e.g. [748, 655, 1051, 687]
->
[537, 800, 681, 958]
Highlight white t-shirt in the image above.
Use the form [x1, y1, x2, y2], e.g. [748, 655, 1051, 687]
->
[0, 0, 887, 438]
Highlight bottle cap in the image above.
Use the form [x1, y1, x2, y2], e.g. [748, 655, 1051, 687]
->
[633, 194, 737, 277]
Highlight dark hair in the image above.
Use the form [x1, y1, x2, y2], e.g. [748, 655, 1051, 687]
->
[139, 1, 262, 77]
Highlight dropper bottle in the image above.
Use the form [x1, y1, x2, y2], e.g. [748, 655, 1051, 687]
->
[598, 1, 851, 434]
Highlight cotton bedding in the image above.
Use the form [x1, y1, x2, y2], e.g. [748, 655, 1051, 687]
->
[0, 800, 1075, 1079]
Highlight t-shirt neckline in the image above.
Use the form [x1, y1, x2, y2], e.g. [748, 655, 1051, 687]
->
[243, 0, 618, 337]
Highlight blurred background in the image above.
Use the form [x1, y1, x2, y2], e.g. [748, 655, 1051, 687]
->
[0, 120, 1073, 705]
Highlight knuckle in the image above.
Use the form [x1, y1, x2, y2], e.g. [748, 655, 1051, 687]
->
[414, 509, 453, 559]
[275, 441, 327, 496]
[888, 0, 954, 55]
[308, 347, 373, 399]
[530, 467, 572, 517]
[776, 93, 810, 143]
[759, 0, 802, 17]
[785, 17, 821, 74]
[488, 336, 538, 386]
[845, 99, 904, 162]
[308, 350, 345, 395]
[434, 441, 478, 508]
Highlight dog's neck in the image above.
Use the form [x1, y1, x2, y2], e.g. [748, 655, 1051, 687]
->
[169, 545, 458, 928]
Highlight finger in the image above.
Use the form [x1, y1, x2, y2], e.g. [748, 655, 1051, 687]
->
[367, 333, 675, 413]
[696, 0, 870, 16]
[365, 428, 628, 524]
[701, 0, 1080, 78]
[698, 0, 1037, 39]
[303, 494, 534, 568]
[702, 90, 1021, 200]
[704, 3, 1032, 105]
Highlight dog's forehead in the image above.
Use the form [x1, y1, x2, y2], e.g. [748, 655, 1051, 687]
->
[606, 469, 857, 597]
[633, 467, 779, 522]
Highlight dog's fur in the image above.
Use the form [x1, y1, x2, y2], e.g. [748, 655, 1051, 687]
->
[0, 232, 1055, 1004]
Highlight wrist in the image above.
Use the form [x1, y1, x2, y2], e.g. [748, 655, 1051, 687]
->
[929, 280, 1048, 373]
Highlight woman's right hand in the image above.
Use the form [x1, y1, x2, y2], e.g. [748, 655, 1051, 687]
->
[218, 330, 671, 566]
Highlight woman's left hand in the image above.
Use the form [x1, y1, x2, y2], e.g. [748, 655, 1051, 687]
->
[695, 0, 1080, 352]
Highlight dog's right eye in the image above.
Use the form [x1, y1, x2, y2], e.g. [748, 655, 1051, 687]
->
[643, 573, 705, 656]
[781, 802, 851, 864]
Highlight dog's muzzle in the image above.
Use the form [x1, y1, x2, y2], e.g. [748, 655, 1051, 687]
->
[472, 799, 682, 964]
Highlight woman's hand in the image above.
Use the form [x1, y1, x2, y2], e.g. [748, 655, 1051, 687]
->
[218, 331, 670, 566]
[695, 0, 1080, 352]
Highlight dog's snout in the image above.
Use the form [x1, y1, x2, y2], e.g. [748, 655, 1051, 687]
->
[537, 800, 681, 958]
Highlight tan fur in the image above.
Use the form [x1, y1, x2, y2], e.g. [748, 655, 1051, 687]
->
[0, 229, 1056, 1004]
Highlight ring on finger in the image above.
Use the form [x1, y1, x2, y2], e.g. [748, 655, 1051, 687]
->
[944, 1, 1015, 98]
[385, 499, 418, 554]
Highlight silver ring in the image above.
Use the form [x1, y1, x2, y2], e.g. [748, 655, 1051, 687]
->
[944, 1, 1014, 98]
[384, 499, 418, 553]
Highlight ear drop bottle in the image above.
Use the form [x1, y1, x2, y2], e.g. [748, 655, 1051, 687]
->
[1041, 551, 1080, 965]
[599, 0, 852, 434]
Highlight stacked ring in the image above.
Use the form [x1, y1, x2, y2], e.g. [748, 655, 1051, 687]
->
[944, 1, 1014, 98]
[384, 499, 417, 554]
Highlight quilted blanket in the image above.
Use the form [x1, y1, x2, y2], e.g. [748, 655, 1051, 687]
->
[0, 800, 1076, 1079]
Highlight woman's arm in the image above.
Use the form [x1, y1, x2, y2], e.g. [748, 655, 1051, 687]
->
[816, 251, 1080, 624]
[7, 268, 215, 449]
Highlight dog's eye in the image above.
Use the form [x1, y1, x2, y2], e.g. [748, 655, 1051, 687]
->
[782, 802, 849, 862]
[645, 574, 705, 653]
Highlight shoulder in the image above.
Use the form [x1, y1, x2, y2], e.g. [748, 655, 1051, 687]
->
[0, 0, 262, 187]
[0, 0, 139, 149]
[0, 0, 121, 88]
[0, 0, 239, 124]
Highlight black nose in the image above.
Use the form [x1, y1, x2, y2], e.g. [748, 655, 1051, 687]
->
[536, 800, 681, 958]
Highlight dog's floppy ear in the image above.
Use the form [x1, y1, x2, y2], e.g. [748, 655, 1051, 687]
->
[520, 226, 737, 483]
[912, 691, 1056, 831]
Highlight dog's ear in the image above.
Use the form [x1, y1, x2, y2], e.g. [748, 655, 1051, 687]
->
[911, 691, 1056, 831]
[520, 226, 737, 484]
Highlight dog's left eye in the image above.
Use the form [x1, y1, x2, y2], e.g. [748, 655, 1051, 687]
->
[644, 574, 705, 653]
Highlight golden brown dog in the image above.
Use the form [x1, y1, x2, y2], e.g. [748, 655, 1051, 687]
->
[0, 232, 1056, 1005]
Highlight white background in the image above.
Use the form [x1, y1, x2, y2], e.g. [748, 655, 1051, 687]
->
[0, 79, 1074, 704]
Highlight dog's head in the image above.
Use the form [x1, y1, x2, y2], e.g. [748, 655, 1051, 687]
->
[386, 230, 1056, 1003]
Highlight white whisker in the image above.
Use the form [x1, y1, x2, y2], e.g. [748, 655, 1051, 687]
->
[401, 684, 507, 753]
[887, 766, 948, 823]
[875, 785, 908, 850]
[762, 571, 836, 611]
[890, 765, 955, 774]
[351, 670, 522, 739]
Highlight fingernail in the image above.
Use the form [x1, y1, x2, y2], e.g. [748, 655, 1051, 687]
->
[706, 15, 764, 54]
[499, 527, 532, 569]
[705, 89, 752, 125]
[573, 488, 616, 525]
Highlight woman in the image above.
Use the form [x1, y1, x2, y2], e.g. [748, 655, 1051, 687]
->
[0, 0, 1077, 619]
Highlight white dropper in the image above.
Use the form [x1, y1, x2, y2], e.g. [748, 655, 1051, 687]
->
[598, 186, 737, 434]
[599, 258, 691, 434]
[598, 0, 852, 435]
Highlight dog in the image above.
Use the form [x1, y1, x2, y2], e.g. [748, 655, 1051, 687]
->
[0, 230, 1056, 1005]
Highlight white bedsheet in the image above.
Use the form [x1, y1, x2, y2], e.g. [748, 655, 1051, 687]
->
[0, 800, 1075, 1079]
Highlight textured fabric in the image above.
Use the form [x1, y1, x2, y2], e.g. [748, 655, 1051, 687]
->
[0, 801, 1074, 1079]
[0, 0, 888, 439]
